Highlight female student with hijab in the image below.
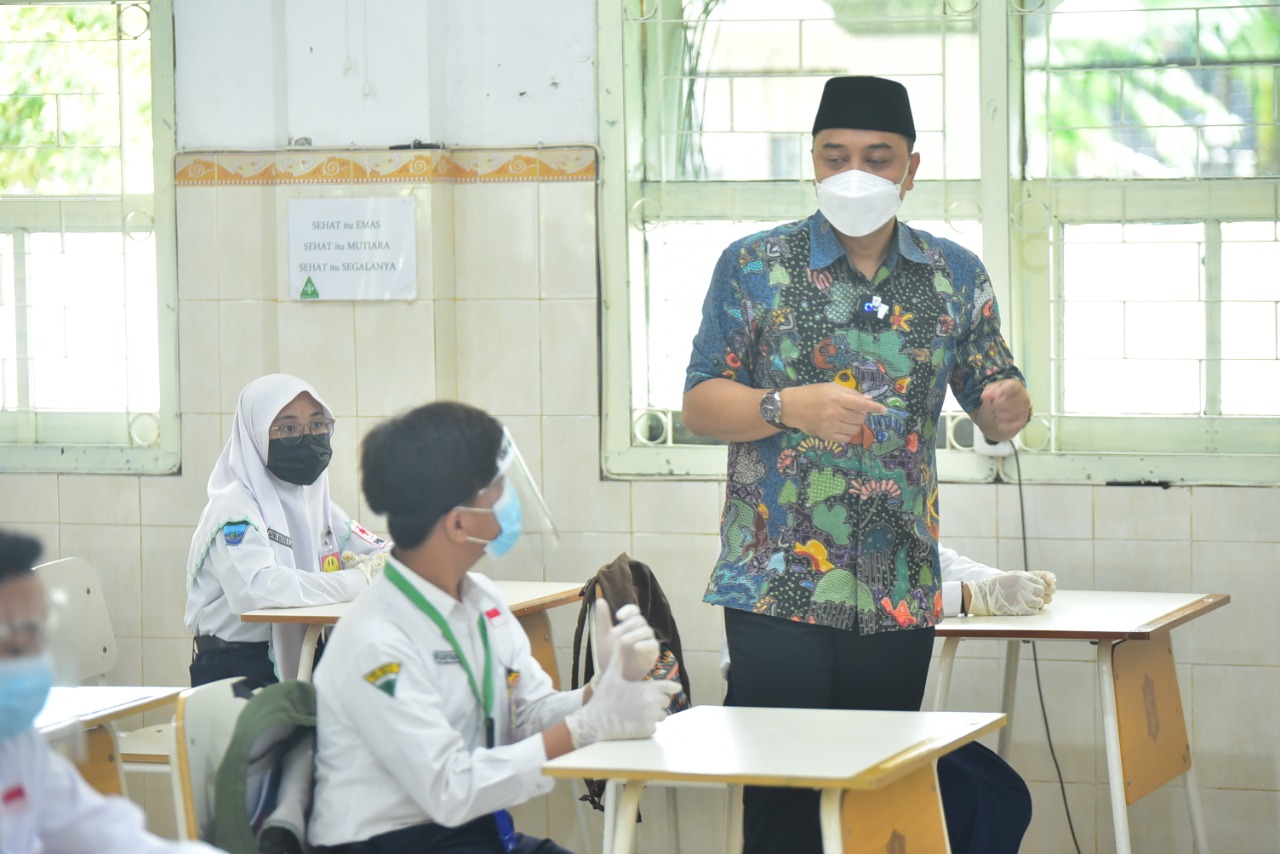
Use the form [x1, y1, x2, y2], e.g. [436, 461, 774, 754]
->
[309, 400, 677, 853]
[185, 373, 387, 686]
[0, 529, 223, 853]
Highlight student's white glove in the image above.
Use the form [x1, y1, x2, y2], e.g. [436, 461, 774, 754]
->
[593, 603, 660, 682]
[564, 646, 679, 749]
[341, 550, 387, 584]
[1029, 570, 1057, 605]
[968, 571, 1046, 616]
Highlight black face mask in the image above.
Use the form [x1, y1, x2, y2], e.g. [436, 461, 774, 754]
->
[266, 433, 333, 486]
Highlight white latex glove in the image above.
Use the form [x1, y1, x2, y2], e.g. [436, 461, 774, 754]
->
[1029, 570, 1057, 605]
[564, 647, 679, 749]
[341, 550, 387, 584]
[593, 602, 660, 682]
[968, 571, 1046, 617]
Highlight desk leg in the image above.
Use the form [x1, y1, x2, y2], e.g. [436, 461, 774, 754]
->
[607, 780, 645, 854]
[819, 788, 845, 854]
[1097, 641, 1132, 854]
[296, 623, 324, 683]
[933, 637, 961, 711]
[997, 640, 1021, 759]
[518, 611, 560, 690]
[1183, 762, 1211, 854]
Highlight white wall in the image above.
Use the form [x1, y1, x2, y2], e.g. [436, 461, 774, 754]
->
[174, 0, 596, 149]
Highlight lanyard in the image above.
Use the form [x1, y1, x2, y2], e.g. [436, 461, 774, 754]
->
[385, 564, 495, 747]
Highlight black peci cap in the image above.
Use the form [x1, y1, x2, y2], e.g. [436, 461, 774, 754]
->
[812, 76, 916, 143]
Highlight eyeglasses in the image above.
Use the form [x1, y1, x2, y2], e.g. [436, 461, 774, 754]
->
[269, 418, 336, 446]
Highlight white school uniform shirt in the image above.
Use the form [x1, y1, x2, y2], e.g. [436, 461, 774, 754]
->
[309, 556, 584, 847]
[0, 729, 221, 854]
[183, 374, 385, 676]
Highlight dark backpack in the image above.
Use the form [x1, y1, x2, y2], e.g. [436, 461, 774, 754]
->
[569, 553, 692, 811]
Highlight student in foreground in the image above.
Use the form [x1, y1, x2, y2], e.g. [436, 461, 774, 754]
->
[309, 401, 677, 853]
[0, 529, 223, 854]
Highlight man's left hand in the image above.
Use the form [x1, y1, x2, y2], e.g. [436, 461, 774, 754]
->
[977, 379, 1032, 441]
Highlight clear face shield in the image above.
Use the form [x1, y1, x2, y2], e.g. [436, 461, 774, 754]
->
[463, 427, 559, 580]
[0, 576, 81, 753]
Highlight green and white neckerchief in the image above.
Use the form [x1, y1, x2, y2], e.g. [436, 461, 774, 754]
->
[386, 563, 495, 748]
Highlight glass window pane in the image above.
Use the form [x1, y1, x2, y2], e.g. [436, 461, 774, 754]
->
[1064, 360, 1201, 415]
[1220, 303, 1278, 359]
[1125, 303, 1205, 359]
[1063, 237, 1203, 302]
[1222, 242, 1280, 301]
[1220, 360, 1280, 416]
[1063, 302, 1125, 359]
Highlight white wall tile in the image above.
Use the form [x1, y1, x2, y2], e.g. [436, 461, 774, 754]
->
[997, 484, 1094, 540]
[1094, 485, 1191, 541]
[541, 417, 631, 533]
[58, 475, 139, 526]
[176, 187, 219, 301]
[455, 300, 542, 415]
[1190, 664, 1278, 791]
[353, 300, 436, 416]
[140, 415, 224, 527]
[59, 523, 142, 639]
[1005, 658, 1097, 784]
[141, 525, 197, 639]
[1093, 539, 1192, 593]
[454, 184, 538, 299]
[277, 301, 358, 417]
[108, 636, 143, 686]
[432, 297, 459, 399]
[429, 184, 456, 301]
[1190, 541, 1279, 667]
[939, 483, 998, 538]
[540, 299, 598, 416]
[997, 537, 1094, 592]
[177, 299, 221, 414]
[1198, 788, 1280, 854]
[0, 474, 59, 522]
[940, 536, 999, 568]
[630, 532, 724, 654]
[218, 300, 280, 412]
[1191, 486, 1280, 544]
[1019, 781, 1097, 854]
[22, 524, 61, 562]
[538, 182, 597, 300]
[215, 186, 277, 300]
[142, 636, 196, 688]
[326, 414, 361, 520]
[631, 480, 722, 536]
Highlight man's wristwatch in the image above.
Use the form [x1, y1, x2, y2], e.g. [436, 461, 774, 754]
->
[759, 388, 793, 432]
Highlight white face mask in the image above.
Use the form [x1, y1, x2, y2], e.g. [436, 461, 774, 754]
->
[815, 168, 905, 237]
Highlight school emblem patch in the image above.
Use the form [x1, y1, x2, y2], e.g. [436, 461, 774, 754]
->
[223, 522, 249, 546]
[364, 662, 401, 697]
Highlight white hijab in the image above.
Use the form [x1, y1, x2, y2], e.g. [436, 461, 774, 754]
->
[186, 374, 343, 669]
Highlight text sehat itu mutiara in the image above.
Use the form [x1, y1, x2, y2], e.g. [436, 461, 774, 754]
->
[812, 76, 916, 143]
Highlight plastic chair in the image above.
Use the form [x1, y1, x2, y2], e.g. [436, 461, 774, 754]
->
[170, 677, 254, 841]
[34, 557, 175, 775]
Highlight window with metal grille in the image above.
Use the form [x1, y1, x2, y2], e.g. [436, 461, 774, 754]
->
[599, 0, 1280, 484]
[0, 0, 178, 473]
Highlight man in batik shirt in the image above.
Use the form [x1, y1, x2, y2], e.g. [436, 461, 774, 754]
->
[684, 76, 1035, 854]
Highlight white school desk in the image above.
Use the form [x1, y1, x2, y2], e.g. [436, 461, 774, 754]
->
[544, 704, 1006, 854]
[932, 589, 1230, 854]
[36, 685, 185, 795]
[241, 579, 583, 682]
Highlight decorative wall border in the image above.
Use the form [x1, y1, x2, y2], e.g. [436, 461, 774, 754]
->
[175, 147, 596, 186]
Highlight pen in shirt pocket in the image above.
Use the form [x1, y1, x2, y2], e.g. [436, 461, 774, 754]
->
[506, 668, 520, 735]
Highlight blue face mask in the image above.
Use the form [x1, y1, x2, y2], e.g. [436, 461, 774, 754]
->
[0, 653, 54, 741]
[468, 482, 523, 558]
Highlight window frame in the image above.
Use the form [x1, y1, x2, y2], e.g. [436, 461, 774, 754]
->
[598, 0, 1280, 485]
[0, 0, 179, 475]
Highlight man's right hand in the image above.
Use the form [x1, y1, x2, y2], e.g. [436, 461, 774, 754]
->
[564, 649, 679, 748]
[784, 382, 888, 444]
[968, 571, 1047, 617]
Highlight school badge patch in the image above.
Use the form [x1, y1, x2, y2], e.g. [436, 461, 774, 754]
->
[364, 662, 401, 697]
[223, 522, 249, 546]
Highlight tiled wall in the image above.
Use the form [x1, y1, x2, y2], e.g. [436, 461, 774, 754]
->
[0, 145, 1276, 851]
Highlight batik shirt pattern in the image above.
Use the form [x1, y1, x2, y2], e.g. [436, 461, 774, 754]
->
[686, 215, 1024, 634]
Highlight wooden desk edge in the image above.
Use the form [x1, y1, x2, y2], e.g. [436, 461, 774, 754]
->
[509, 587, 582, 618]
[542, 713, 1006, 791]
[50, 690, 183, 731]
[240, 610, 334, 624]
[936, 592, 1232, 641]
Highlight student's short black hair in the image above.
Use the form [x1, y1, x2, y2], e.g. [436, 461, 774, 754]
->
[361, 401, 504, 550]
[0, 529, 43, 584]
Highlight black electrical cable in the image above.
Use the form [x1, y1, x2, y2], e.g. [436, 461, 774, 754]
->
[1011, 444, 1082, 854]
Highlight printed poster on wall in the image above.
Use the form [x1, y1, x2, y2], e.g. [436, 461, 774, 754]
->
[288, 197, 417, 300]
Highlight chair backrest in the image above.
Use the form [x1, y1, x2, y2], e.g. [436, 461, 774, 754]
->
[171, 677, 253, 842]
[34, 557, 117, 682]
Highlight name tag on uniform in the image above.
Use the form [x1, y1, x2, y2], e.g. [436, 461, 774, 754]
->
[267, 529, 292, 549]
[433, 650, 460, 664]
